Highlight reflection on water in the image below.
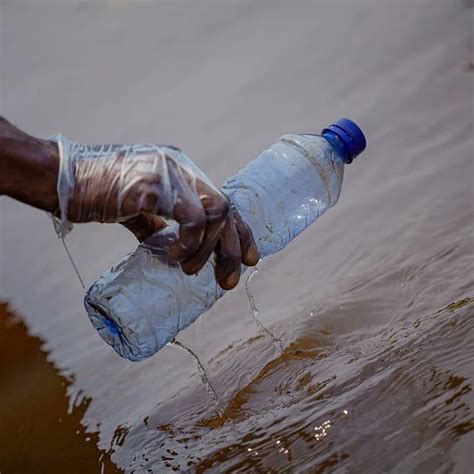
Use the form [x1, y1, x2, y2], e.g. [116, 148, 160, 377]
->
[0, 303, 120, 473]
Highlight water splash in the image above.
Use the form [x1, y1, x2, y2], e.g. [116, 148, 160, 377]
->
[168, 339, 224, 417]
[245, 267, 284, 355]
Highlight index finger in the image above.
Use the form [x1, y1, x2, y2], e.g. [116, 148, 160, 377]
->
[169, 197, 207, 261]
[180, 183, 229, 275]
[232, 207, 260, 266]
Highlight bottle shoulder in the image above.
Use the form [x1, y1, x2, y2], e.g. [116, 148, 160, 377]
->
[277, 134, 344, 203]
[277, 134, 341, 163]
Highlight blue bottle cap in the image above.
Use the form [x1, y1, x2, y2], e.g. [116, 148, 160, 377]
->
[322, 118, 366, 164]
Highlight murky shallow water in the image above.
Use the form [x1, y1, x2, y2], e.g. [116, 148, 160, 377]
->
[0, 304, 118, 473]
[1, 0, 473, 472]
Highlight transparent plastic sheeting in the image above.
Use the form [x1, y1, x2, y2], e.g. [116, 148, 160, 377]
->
[50, 135, 218, 239]
[54, 134, 345, 361]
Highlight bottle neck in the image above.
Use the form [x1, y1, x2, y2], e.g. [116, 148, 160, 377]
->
[322, 132, 350, 164]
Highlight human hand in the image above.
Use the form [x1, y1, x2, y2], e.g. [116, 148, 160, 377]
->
[55, 138, 259, 290]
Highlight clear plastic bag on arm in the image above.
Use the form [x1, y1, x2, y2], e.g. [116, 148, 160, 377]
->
[51, 135, 218, 237]
[49, 134, 259, 292]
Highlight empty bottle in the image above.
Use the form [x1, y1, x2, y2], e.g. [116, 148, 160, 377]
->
[85, 118, 366, 361]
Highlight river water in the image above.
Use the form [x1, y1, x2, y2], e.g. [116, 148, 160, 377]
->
[1, 1, 473, 472]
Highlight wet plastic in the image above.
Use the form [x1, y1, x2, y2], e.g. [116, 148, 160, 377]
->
[85, 120, 366, 361]
[51, 137, 220, 239]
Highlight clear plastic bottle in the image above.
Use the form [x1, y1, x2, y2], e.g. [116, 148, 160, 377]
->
[85, 119, 366, 361]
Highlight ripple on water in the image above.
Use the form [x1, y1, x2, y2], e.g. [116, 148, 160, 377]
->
[106, 298, 473, 472]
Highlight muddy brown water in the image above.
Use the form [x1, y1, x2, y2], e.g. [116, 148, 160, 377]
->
[0, 304, 119, 473]
[1, 0, 473, 472]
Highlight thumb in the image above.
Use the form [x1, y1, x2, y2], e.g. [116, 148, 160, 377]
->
[121, 214, 167, 242]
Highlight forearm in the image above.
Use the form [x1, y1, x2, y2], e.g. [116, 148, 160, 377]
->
[0, 117, 59, 213]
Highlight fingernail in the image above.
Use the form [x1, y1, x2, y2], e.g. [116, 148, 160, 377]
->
[225, 270, 240, 289]
[245, 247, 260, 266]
[181, 259, 201, 275]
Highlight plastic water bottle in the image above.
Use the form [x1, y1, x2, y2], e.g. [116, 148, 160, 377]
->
[85, 119, 366, 361]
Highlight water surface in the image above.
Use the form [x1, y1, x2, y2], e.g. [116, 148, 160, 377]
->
[0, 304, 119, 472]
[1, 0, 473, 471]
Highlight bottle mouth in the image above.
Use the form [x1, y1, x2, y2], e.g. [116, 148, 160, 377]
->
[87, 301, 121, 337]
[85, 299, 141, 361]
[322, 118, 366, 164]
[84, 293, 161, 362]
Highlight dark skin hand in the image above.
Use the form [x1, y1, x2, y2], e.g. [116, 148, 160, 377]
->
[0, 117, 259, 289]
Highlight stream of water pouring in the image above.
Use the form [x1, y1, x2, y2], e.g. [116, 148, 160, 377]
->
[164, 269, 284, 420]
[245, 267, 284, 355]
[55, 219, 283, 418]
[168, 339, 224, 417]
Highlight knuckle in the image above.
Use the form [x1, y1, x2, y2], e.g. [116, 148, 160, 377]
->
[188, 209, 207, 230]
[216, 197, 230, 215]
[207, 197, 229, 222]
